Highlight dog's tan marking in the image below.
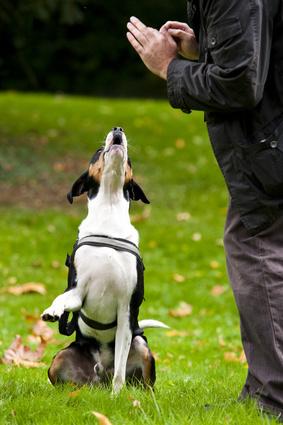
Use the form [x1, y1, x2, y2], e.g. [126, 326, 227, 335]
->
[125, 163, 133, 184]
[140, 344, 155, 386]
[89, 152, 104, 183]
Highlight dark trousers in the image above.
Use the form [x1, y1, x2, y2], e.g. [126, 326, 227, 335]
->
[224, 204, 283, 417]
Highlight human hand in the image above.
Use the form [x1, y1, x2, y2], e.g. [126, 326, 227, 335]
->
[127, 16, 178, 80]
[160, 21, 199, 61]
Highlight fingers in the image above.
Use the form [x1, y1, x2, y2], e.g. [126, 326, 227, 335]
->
[127, 16, 161, 53]
[160, 21, 191, 33]
[129, 16, 147, 31]
[168, 29, 189, 39]
[126, 31, 144, 54]
[127, 21, 148, 47]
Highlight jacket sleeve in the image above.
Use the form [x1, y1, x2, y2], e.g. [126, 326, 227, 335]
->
[167, 0, 274, 113]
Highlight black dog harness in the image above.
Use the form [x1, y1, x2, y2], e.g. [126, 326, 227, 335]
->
[58, 235, 145, 337]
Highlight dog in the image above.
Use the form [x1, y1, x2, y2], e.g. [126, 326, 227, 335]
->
[41, 127, 167, 393]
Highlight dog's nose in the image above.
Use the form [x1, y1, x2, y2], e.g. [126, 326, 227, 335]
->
[112, 127, 124, 145]
[112, 127, 124, 132]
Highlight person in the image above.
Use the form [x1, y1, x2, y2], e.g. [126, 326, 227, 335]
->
[127, 0, 283, 419]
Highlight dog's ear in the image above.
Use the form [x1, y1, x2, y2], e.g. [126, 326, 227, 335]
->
[67, 171, 89, 204]
[127, 180, 150, 204]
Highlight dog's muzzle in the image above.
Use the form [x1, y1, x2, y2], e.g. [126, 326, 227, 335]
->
[112, 128, 123, 146]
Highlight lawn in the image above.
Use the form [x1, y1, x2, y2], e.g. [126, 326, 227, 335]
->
[0, 92, 277, 424]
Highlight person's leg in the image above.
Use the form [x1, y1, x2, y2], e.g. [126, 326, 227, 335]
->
[224, 204, 283, 417]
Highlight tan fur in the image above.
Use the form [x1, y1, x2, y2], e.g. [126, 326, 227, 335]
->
[88, 152, 104, 183]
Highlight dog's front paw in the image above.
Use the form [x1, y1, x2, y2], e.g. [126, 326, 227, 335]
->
[41, 306, 64, 322]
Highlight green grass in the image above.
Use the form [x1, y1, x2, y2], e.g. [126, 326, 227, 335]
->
[0, 92, 277, 424]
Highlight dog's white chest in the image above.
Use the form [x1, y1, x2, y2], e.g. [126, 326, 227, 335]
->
[75, 246, 137, 342]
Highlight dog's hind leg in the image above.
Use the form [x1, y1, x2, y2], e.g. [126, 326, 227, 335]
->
[48, 343, 100, 386]
[126, 336, 156, 387]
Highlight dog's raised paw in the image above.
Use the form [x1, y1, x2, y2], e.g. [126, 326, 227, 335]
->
[41, 313, 59, 322]
[41, 305, 65, 322]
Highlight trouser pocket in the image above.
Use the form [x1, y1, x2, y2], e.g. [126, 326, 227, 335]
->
[244, 130, 283, 197]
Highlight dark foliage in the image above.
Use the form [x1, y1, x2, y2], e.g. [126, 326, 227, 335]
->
[0, 0, 186, 97]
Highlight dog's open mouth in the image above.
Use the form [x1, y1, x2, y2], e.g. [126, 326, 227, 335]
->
[112, 132, 123, 145]
[109, 132, 124, 154]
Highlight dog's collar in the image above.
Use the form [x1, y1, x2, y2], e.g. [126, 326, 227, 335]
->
[75, 234, 141, 260]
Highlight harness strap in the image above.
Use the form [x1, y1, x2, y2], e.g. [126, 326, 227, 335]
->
[58, 234, 144, 337]
[75, 234, 142, 261]
[79, 310, 117, 330]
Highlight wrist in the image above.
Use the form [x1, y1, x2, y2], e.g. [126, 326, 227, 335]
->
[159, 57, 176, 80]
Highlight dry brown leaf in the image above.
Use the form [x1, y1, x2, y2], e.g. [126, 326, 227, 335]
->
[22, 310, 40, 323]
[68, 389, 81, 398]
[210, 260, 220, 269]
[176, 212, 191, 222]
[169, 302, 192, 318]
[2, 282, 46, 296]
[224, 350, 246, 363]
[166, 330, 189, 337]
[172, 273, 185, 283]
[175, 138, 186, 149]
[51, 260, 60, 269]
[32, 320, 54, 342]
[211, 285, 226, 297]
[218, 336, 226, 347]
[131, 207, 151, 224]
[132, 399, 141, 408]
[92, 412, 113, 425]
[1, 335, 45, 368]
[27, 335, 41, 344]
[239, 350, 247, 363]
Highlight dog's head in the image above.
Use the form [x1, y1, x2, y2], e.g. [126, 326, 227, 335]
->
[67, 127, 150, 204]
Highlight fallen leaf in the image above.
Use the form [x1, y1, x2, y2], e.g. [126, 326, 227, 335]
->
[211, 285, 226, 297]
[1, 283, 46, 296]
[218, 336, 226, 347]
[224, 350, 246, 363]
[1, 335, 45, 368]
[239, 350, 247, 363]
[175, 138, 186, 149]
[132, 400, 141, 408]
[22, 311, 40, 323]
[192, 233, 202, 242]
[169, 302, 192, 318]
[27, 335, 41, 344]
[172, 273, 185, 283]
[51, 260, 60, 269]
[31, 260, 42, 268]
[131, 207, 151, 224]
[68, 389, 81, 398]
[210, 260, 220, 269]
[166, 330, 189, 337]
[176, 212, 191, 222]
[92, 412, 113, 425]
[32, 320, 54, 342]
[53, 161, 66, 172]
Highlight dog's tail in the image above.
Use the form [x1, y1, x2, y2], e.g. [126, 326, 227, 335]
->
[138, 319, 169, 330]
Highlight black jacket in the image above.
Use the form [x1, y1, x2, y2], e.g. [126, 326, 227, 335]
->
[167, 0, 283, 235]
